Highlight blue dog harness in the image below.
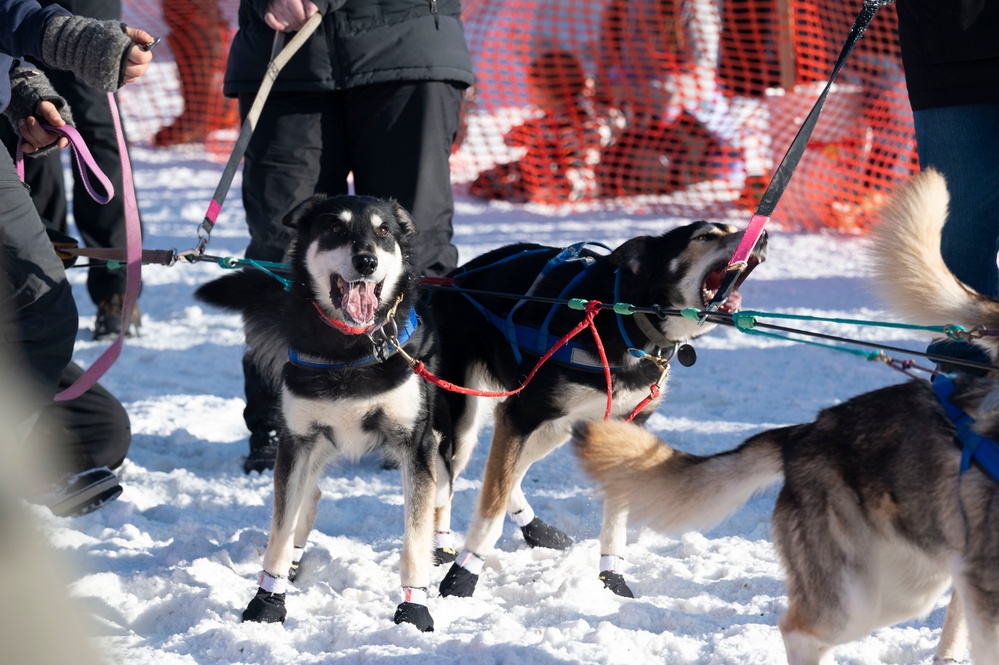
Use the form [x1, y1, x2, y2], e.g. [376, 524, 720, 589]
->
[452, 242, 655, 372]
[288, 306, 420, 369]
[932, 374, 999, 484]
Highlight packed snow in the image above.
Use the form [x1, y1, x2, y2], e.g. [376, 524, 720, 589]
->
[3, 142, 955, 665]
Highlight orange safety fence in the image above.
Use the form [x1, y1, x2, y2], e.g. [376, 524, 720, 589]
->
[119, 0, 915, 232]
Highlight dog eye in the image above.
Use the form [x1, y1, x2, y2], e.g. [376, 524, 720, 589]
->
[375, 226, 388, 237]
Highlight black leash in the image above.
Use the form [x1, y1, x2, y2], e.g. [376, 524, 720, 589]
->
[705, 0, 895, 314]
[694, 309, 999, 376]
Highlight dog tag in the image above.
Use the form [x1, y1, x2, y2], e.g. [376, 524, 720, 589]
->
[677, 344, 696, 367]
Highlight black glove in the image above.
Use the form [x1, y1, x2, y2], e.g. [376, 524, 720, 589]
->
[41, 16, 135, 92]
[2, 65, 74, 157]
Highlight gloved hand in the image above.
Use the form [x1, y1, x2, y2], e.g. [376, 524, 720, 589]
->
[3, 66, 74, 157]
[41, 16, 154, 92]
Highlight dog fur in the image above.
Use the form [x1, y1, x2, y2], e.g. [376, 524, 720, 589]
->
[429, 221, 767, 598]
[572, 169, 999, 664]
[194, 195, 451, 632]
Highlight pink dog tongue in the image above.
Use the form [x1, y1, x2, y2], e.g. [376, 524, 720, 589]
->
[343, 281, 378, 323]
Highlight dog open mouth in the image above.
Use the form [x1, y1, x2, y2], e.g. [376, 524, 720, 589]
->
[333, 275, 383, 325]
[701, 254, 764, 314]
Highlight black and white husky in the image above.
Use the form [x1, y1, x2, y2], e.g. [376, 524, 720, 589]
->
[428, 221, 767, 599]
[195, 195, 451, 632]
[573, 170, 999, 664]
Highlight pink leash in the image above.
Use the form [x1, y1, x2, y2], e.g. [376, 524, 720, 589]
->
[16, 92, 142, 402]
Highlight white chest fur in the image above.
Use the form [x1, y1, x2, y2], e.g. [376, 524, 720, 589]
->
[281, 374, 425, 459]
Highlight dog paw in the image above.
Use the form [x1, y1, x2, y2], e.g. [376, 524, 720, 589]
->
[242, 588, 287, 623]
[434, 547, 458, 566]
[521, 516, 573, 550]
[599, 570, 634, 598]
[288, 545, 305, 581]
[393, 602, 434, 632]
[439, 562, 478, 597]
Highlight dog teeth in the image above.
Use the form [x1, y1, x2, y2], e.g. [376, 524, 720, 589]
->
[332, 275, 346, 300]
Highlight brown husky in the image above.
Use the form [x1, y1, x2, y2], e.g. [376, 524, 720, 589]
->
[573, 169, 999, 664]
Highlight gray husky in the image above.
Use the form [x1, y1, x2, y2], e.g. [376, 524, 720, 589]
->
[573, 169, 999, 664]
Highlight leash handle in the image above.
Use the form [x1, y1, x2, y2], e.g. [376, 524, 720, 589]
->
[16, 123, 114, 204]
[705, 0, 886, 313]
[191, 12, 323, 259]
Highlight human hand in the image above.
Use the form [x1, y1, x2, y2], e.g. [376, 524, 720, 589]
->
[122, 27, 155, 85]
[265, 0, 320, 32]
[19, 101, 69, 154]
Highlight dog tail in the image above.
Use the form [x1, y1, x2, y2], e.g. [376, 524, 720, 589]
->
[194, 270, 282, 312]
[868, 169, 999, 354]
[194, 270, 289, 386]
[572, 420, 784, 535]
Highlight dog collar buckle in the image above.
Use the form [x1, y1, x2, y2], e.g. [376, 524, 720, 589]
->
[368, 319, 397, 362]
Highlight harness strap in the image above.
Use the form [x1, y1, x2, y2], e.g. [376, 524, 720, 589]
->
[504, 241, 608, 363]
[612, 268, 643, 350]
[288, 306, 419, 369]
[537, 267, 592, 356]
[479, 305, 617, 372]
[57, 246, 176, 266]
[411, 300, 615, 417]
[932, 374, 999, 483]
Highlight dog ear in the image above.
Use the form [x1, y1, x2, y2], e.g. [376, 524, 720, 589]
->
[391, 201, 419, 237]
[610, 236, 649, 275]
[283, 194, 328, 229]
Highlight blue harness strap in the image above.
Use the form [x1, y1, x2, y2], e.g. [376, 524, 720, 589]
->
[288, 306, 420, 369]
[932, 374, 999, 483]
[504, 241, 609, 363]
[450, 241, 654, 372]
[478, 305, 620, 372]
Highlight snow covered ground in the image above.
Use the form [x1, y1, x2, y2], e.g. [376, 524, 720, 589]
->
[6, 144, 953, 665]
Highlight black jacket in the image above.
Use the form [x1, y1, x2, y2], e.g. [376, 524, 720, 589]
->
[224, 0, 475, 96]
[897, 0, 999, 110]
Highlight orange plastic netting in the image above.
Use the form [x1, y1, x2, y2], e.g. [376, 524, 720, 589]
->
[119, 0, 915, 232]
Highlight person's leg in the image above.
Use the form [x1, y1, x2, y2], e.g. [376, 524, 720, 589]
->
[346, 81, 463, 277]
[240, 91, 347, 261]
[26, 361, 130, 515]
[914, 103, 999, 297]
[913, 103, 999, 373]
[0, 155, 78, 439]
[34, 361, 131, 475]
[237, 91, 348, 472]
[0, 156, 117, 516]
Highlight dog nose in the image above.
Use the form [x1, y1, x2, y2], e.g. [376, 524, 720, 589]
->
[353, 253, 378, 275]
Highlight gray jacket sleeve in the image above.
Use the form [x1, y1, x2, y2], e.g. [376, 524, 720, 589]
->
[3, 64, 74, 157]
[41, 15, 135, 92]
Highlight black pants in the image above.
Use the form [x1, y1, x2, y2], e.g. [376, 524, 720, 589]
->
[0, 153, 77, 432]
[0, 0, 141, 308]
[1, 156, 131, 475]
[31, 362, 132, 475]
[236, 80, 464, 434]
